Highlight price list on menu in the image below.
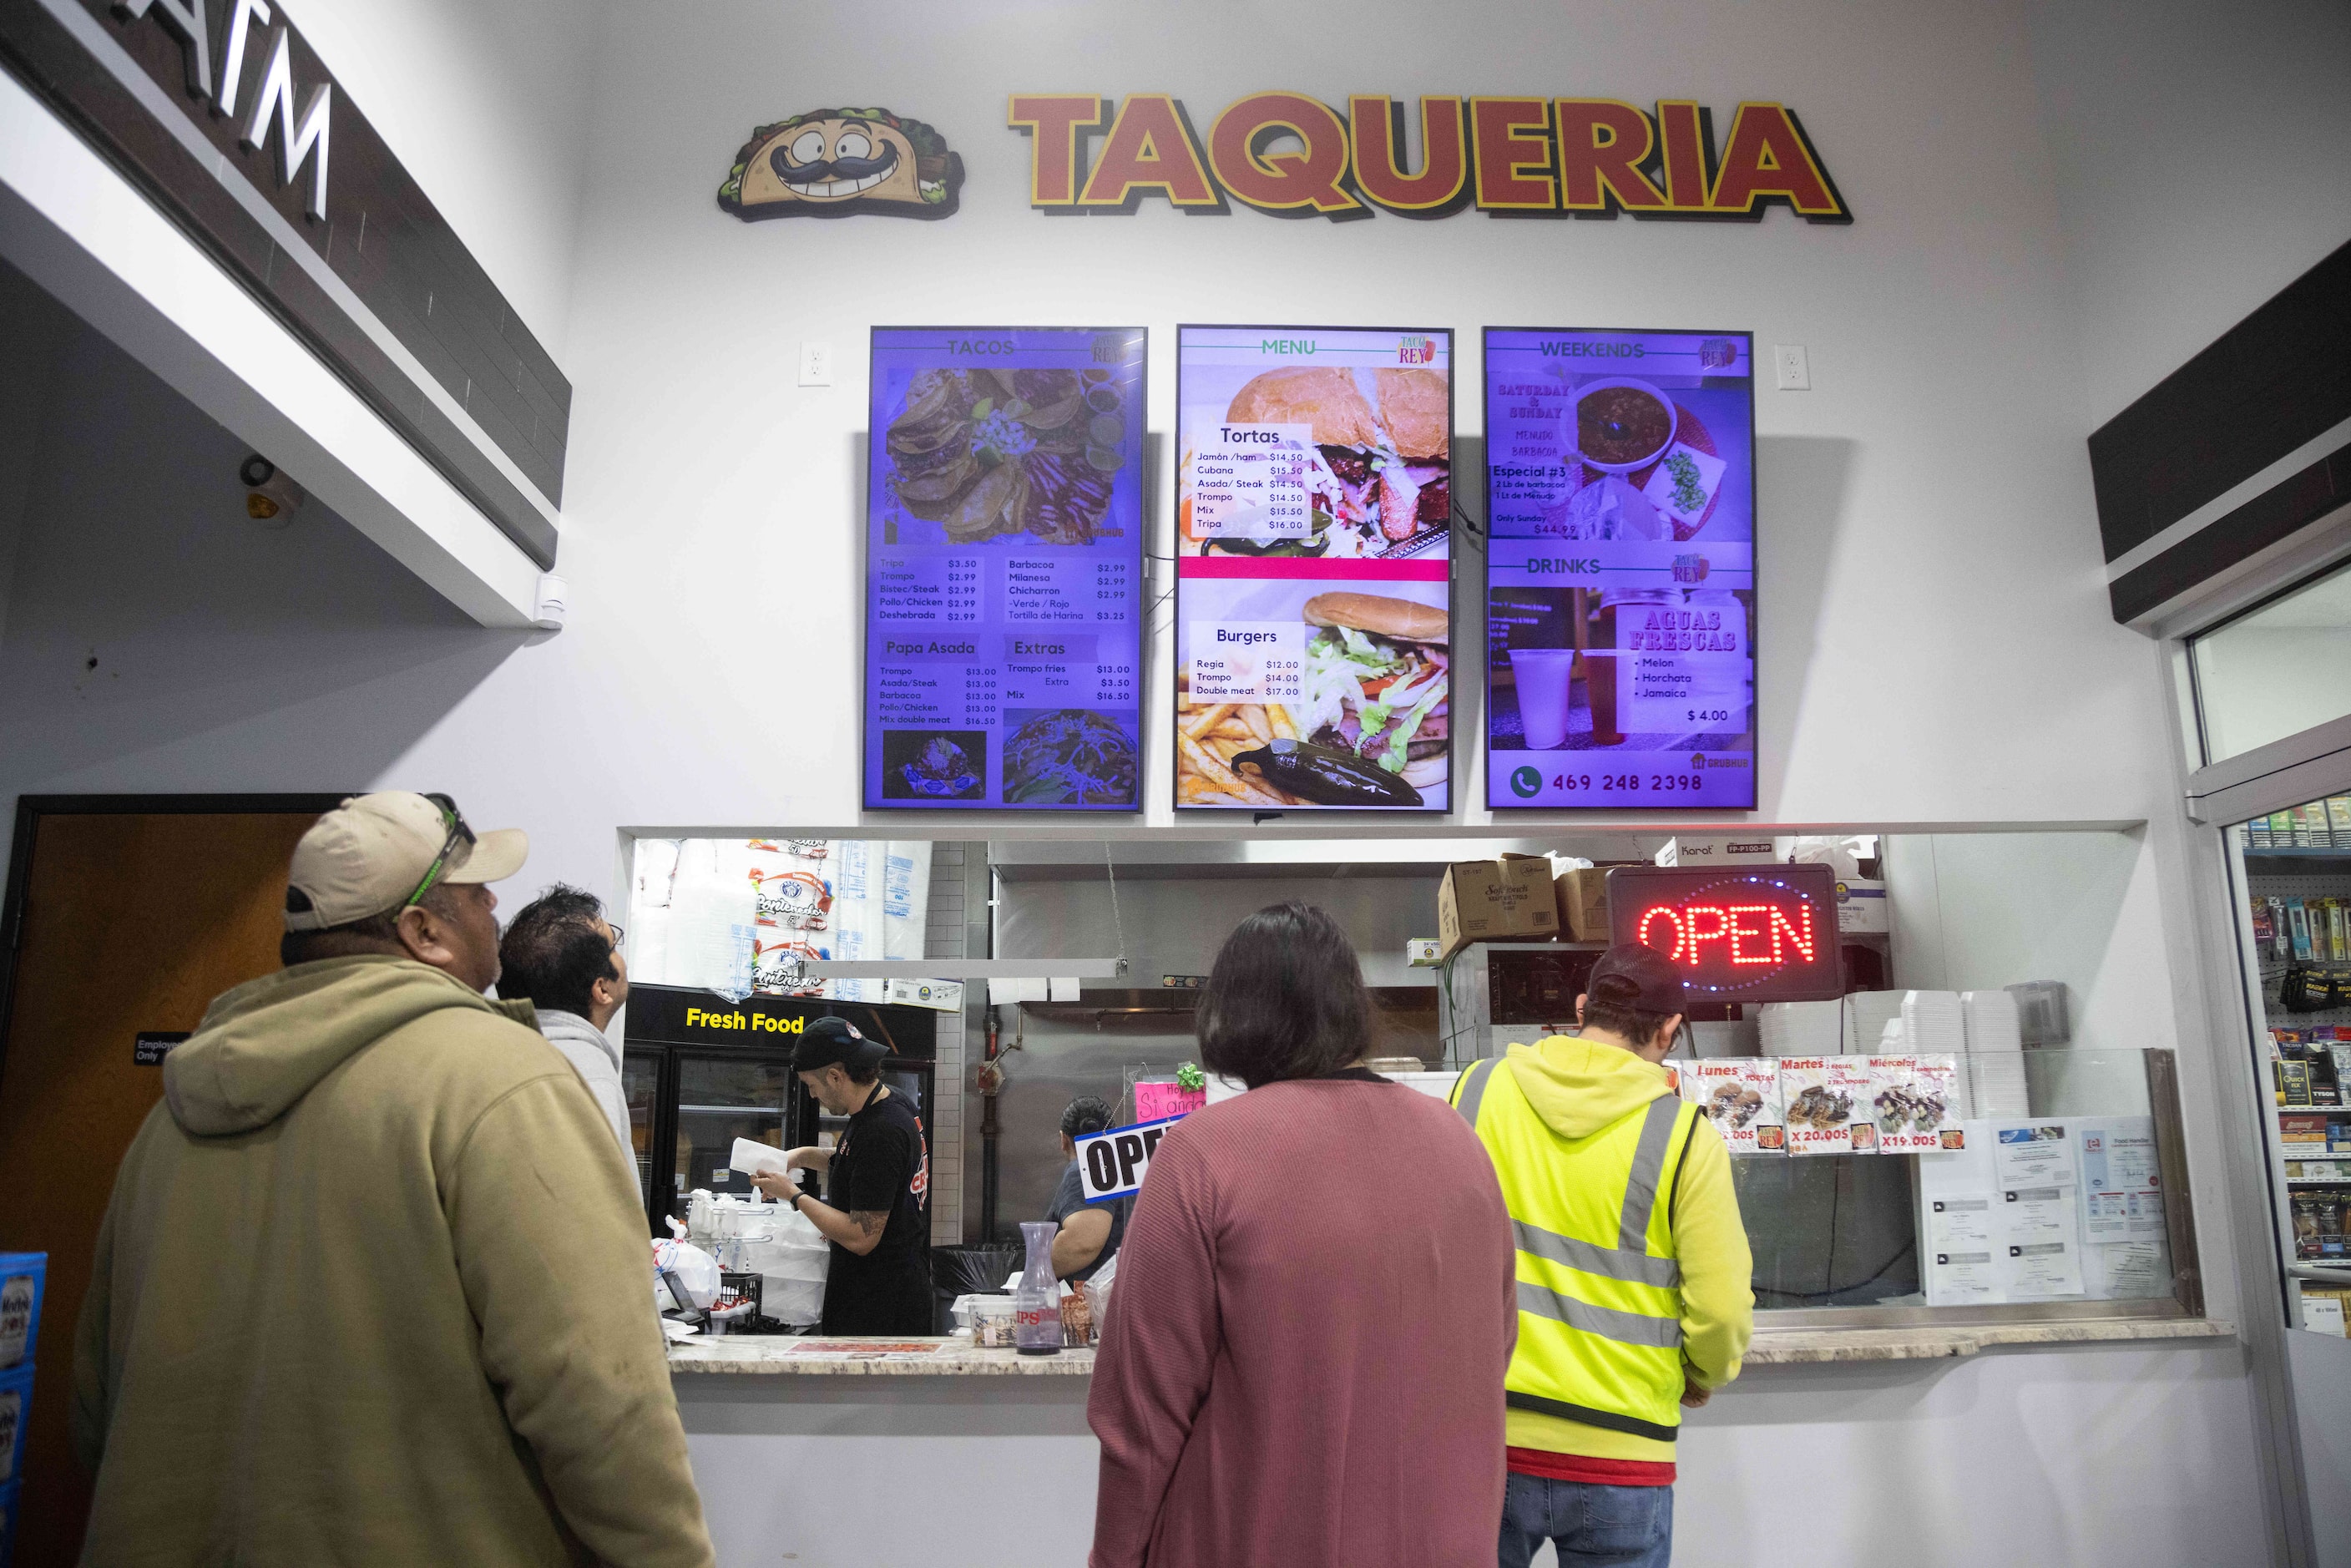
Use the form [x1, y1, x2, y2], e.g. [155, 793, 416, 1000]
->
[864, 328, 1147, 810]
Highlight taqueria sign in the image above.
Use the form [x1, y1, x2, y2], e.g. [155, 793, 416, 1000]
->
[1009, 93, 1849, 222]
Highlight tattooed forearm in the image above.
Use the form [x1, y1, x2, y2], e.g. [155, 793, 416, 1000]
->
[851, 1211, 889, 1241]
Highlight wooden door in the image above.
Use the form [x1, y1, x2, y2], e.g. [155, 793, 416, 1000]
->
[0, 806, 321, 1565]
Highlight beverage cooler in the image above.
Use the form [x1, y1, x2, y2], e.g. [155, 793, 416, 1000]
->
[2228, 798, 2351, 1334]
[619, 983, 938, 1237]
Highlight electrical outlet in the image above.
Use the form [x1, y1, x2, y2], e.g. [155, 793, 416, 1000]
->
[1772, 343, 1811, 391]
[798, 340, 833, 387]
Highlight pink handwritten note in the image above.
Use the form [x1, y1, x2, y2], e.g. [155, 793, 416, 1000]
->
[1134, 1082, 1207, 1122]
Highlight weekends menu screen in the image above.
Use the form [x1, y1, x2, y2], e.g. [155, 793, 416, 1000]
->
[1175, 326, 1453, 812]
[1483, 328, 1757, 810]
[865, 328, 1145, 811]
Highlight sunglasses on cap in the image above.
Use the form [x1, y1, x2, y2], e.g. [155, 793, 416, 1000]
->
[405, 792, 476, 908]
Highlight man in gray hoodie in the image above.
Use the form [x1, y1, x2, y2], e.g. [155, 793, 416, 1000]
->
[498, 883, 635, 1166]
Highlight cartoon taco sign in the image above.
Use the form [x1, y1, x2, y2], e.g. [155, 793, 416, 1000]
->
[719, 107, 963, 220]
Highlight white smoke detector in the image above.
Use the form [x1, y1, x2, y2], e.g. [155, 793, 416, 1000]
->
[532, 572, 569, 630]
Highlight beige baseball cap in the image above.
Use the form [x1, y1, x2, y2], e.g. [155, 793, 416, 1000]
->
[284, 791, 528, 931]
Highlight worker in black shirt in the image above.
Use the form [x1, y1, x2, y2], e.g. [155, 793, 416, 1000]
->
[750, 1018, 933, 1335]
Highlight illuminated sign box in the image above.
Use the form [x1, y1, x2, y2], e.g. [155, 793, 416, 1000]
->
[1605, 863, 1842, 1003]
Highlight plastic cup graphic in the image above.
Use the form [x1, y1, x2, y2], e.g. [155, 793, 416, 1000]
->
[1508, 649, 1577, 750]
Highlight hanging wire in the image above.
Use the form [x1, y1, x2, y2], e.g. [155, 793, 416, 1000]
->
[1103, 841, 1129, 979]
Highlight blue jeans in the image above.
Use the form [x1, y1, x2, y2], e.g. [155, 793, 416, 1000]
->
[1497, 1473, 1673, 1568]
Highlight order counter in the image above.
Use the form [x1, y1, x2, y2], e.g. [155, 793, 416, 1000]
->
[667, 1318, 2237, 1566]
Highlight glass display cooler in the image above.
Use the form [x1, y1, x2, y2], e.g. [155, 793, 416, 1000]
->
[2224, 799, 2351, 1331]
[620, 982, 937, 1237]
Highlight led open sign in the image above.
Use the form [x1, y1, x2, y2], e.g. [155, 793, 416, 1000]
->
[1604, 863, 1843, 1002]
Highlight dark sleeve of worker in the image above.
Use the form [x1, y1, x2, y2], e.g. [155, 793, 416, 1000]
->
[1085, 1129, 1221, 1568]
[447, 1073, 717, 1568]
[840, 1114, 913, 1213]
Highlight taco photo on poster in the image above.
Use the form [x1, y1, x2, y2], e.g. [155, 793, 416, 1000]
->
[719, 107, 963, 220]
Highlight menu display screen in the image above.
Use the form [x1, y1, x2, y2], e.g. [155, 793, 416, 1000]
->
[864, 327, 1146, 811]
[1484, 328, 1757, 810]
[1174, 326, 1453, 812]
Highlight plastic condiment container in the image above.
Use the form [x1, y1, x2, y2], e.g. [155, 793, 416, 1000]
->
[968, 1297, 1017, 1348]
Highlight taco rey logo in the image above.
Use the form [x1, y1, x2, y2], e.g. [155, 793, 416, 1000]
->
[719, 107, 964, 220]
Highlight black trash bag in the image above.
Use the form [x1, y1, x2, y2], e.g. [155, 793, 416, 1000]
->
[932, 1245, 1022, 1333]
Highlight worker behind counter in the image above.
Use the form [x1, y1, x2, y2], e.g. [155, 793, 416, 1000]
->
[750, 1018, 933, 1335]
[1046, 1097, 1132, 1285]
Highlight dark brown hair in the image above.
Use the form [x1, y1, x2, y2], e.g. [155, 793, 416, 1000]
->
[1579, 970, 1678, 1049]
[1196, 902, 1372, 1088]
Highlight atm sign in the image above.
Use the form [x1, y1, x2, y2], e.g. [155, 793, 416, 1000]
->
[1605, 863, 1843, 1001]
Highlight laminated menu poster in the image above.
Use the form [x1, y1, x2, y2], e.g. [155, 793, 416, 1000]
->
[1868, 1055, 1964, 1153]
[1681, 1059, 1786, 1154]
[1174, 327, 1452, 812]
[865, 328, 1147, 811]
[1778, 1057, 1878, 1155]
[1483, 329, 1756, 810]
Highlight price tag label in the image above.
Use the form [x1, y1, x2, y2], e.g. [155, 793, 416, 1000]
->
[1193, 423, 1313, 537]
[1190, 622, 1304, 701]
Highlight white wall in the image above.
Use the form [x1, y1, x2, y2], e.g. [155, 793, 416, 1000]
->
[288, 0, 605, 358]
[2024, 0, 2351, 427]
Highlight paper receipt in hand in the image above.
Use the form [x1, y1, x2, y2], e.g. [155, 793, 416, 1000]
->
[730, 1137, 791, 1179]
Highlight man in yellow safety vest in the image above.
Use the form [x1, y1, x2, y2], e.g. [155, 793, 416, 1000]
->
[1451, 943, 1753, 1568]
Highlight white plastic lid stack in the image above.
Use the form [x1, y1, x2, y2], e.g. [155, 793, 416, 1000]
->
[1900, 990, 1965, 1055]
[1969, 1053, 2030, 1117]
[1961, 989, 2025, 1054]
[1757, 1000, 1843, 1058]
[1879, 1018, 1907, 1050]
[1843, 991, 1908, 1056]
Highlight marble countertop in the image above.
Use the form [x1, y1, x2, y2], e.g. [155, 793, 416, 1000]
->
[666, 1316, 2233, 1377]
[668, 1337, 1096, 1376]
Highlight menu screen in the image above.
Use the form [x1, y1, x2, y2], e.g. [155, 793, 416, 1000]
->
[1175, 326, 1453, 812]
[1484, 328, 1757, 810]
[864, 327, 1145, 811]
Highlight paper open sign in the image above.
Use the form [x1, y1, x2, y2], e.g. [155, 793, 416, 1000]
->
[1076, 1115, 1186, 1203]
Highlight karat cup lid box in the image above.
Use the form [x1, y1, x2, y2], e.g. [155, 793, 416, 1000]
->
[0, 1256, 43, 1373]
[1438, 855, 1560, 956]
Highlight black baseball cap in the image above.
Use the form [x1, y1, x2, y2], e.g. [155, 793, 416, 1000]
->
[791, 1016, 887, 1075]
[1586, 943, 1686, 1014]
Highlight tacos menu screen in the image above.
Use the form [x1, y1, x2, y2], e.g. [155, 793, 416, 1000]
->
[865, 327, 1146, 811]
[1175, 326, 1453, 813]
[1483, 328, 1757, 810]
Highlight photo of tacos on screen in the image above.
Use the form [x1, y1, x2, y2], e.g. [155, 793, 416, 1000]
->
[1181, 367, 1449, 560]
[884, 367, 1127, 544]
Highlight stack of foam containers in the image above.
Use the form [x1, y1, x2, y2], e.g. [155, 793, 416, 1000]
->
[1757, 1000, 1843, 1057]
[1963, 989, 2029, 1117]
[0, 1252, 43, 1566]
[1843, 991, 1909, 1057]
[1901, 989, 1970, 1120]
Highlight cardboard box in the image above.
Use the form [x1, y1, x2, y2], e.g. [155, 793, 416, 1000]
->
[1834, 878, 1888, 933]
[1555, 868, 1612, 941]
[1654, 836, 1779, 867]
[1438, 855, 1560, 956]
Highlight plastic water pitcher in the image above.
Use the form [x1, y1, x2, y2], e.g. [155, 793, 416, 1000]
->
[1014, 1221, 1061, 1356]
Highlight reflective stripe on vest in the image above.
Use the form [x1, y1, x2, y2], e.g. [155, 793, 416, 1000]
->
[1459, 1054, 1695, 1439]
[1453, 1057, 1499, 1126]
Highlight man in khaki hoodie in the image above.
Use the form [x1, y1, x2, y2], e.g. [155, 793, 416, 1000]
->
[73, 792, 715, 1567]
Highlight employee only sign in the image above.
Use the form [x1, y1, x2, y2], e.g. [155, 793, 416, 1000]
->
[1076, 1114, 1186, 1203]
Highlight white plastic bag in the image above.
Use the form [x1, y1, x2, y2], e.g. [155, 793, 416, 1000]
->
[652, 1239, 720, 1310]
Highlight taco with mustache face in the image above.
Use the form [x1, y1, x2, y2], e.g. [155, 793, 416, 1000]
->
[719, 107, 963, 220]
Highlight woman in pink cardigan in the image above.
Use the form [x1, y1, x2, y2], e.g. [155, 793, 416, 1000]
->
[1088, 903, 1517, 1568]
